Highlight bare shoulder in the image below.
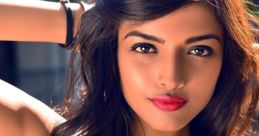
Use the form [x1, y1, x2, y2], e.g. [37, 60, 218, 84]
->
[0, 80, 66, 136]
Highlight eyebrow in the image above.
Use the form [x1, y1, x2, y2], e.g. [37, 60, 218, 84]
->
[124, 30, 222, 44]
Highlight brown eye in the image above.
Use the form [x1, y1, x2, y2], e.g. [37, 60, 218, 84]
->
[188, 45, 213, 57]
[131, 43, 157, 54]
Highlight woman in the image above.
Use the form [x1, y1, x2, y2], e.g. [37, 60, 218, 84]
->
[0, 0, 259, 136]
[49, 0, 259, 135]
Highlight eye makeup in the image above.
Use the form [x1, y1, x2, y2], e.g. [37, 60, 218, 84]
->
[130, 42, 215, 58]
[130, 43, 158, 55]
[187, 45, 214, 57]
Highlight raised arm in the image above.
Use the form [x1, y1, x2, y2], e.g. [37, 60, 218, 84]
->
[0, 0, 84, 44]
[0, 80, 66, 136]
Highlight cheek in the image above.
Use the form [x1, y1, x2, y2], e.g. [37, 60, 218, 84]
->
[187, 58, 222, 112]
[118, 52, 150, 97]
[117, 48, 157, 122]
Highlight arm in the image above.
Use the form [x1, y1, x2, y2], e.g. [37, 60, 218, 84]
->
[0, 80, 66, 136]
[0, 0, 84, 44]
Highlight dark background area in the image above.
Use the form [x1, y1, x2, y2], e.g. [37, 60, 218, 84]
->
[0, 42, 69, 106]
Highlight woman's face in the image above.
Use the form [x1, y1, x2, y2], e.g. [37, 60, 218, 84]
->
[118, 3, 223, 135]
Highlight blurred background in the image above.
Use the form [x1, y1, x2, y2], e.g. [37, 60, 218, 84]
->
[0, 0, 258, 134]
[0, 0, 85, 106]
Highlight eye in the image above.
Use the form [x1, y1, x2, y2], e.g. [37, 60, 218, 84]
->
[188, 45, 213, 57]
[130, 43, 157, 54]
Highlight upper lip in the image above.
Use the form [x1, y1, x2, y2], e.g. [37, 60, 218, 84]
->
[148, 94, 187, 103]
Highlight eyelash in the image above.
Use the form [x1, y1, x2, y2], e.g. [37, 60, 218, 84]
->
[188, 45, 214, 57]
[130, 43, 157, 55]
[130, 43, 214, 57]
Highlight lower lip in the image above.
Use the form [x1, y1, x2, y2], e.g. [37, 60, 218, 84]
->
[149, 98, 187, 112]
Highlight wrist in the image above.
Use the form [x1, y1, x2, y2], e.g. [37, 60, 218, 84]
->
[70, 3, 84, 37]
[72, 2, 95, 37]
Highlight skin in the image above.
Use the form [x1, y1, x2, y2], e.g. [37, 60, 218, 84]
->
[0, 79, 65, 136]
[118, 3, 223, 136]
[0, 0, 85, 43]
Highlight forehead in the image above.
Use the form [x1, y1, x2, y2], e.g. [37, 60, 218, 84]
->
[118, 3, 223, 44]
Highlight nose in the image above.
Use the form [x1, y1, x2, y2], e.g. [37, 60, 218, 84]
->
[157, 54, 185, 91]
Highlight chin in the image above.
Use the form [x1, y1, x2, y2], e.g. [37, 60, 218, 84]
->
[148, 121, 188, 133]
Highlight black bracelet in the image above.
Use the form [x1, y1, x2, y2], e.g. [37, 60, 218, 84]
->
[59, 0, 74, 49]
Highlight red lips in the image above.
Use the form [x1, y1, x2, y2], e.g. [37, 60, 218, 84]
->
[149, 95, 187, 112]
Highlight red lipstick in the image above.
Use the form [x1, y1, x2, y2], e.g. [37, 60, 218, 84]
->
[149, 95, 187, 112]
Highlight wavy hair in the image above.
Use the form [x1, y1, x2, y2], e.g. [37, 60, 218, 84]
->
[51, 0, 259, 136]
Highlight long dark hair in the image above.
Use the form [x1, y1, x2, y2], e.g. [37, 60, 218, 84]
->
[51, 0, 259, 136]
